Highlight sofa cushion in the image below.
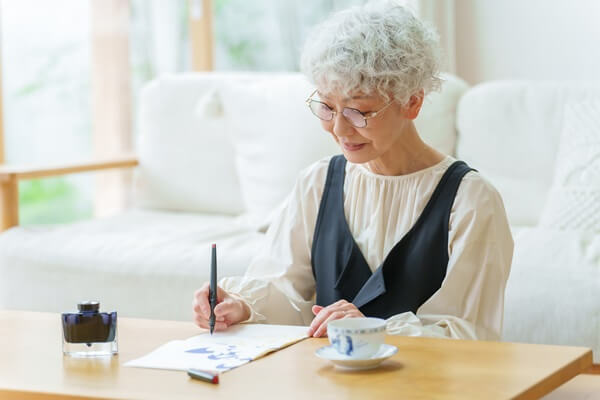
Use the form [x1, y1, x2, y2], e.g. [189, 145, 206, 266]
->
[456, 81, 600, 226]
[414, 73, 469, 155]
[503, 227, 600, 362]
[539, 100, 600, 231]
[134, 73, 250, 215]
[0, 210, 264, 321]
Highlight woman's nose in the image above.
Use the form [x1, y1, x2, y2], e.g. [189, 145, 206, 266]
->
[332, 112, 355, 138]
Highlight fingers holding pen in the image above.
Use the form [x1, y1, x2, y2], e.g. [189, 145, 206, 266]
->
[192, 283, 226, 327]
[194, 312, 229, 332]
[193, 283, 252, 332]
[193, 287, 208, 319]
[215, 285, 228, 303]
[214, 296, 250, 325]
[213, 301, 235, 318]
[193, 283, 214, 319]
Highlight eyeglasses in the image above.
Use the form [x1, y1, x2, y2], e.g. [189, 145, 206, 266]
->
[305, 90, 394, 128]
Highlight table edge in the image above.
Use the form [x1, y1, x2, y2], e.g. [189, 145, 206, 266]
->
[513, 349, 594, 400]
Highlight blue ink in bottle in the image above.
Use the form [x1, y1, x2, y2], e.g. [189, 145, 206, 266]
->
[61, 301, 118, 357]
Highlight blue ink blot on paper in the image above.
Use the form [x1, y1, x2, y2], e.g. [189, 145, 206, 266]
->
[208, 351, 238, 360]
[186, 347, 213, 354]
[185, 344, 252, 367]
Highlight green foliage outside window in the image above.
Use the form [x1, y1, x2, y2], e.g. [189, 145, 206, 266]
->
[214, 0, 265, 69]
[18, 179, 92, 225]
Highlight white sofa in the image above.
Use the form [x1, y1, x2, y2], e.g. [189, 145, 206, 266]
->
[456, 82, 600, 363]
[0, 73, 597, 362]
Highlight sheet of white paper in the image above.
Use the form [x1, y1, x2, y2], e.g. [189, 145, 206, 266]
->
[123, 324, 309, 373]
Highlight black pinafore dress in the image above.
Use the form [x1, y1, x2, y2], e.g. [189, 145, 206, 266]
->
[311, 155, 474, 318]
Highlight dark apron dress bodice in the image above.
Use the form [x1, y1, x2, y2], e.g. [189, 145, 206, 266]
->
[311, 155, 474, 319]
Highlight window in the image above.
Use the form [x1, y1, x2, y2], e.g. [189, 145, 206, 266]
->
[0, 0, 367, 225]
[1, 0, 94, 224]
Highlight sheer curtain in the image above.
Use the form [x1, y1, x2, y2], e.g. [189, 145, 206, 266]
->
[271, 0, 456, 73]
[414, 0, 456, 73]
[272, 0, 368, 71]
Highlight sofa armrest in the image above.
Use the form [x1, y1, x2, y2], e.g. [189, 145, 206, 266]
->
[0, 154, 139, 182]
[0, 154, 139, 232]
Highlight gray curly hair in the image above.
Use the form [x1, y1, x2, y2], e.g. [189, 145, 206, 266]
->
[300, 0, 442, 106]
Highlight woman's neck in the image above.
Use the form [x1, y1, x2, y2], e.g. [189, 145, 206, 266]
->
[365, 123, 445, 176]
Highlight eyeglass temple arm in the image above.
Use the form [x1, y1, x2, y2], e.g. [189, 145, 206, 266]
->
[365, 100, 394, 119]
[305, 89, 318, 104]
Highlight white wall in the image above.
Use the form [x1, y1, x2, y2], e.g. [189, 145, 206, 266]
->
[455, 0, 600, 84]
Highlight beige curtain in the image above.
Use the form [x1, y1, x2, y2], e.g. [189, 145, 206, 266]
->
[0, 1, 4, 164]
[411, 0, 457, 74]
[91, 0, 133, 218]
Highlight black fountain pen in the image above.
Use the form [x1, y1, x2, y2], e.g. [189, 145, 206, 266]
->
[209, 243, 217, 335]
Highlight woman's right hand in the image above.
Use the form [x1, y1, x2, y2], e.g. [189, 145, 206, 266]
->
[192, 283, 251, 332]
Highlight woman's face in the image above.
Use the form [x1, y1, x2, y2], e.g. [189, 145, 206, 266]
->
[315, 91, 421, 165]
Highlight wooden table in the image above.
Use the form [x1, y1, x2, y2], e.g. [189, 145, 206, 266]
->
[0, 311, 593, 400]
[542, 374, 600, 399]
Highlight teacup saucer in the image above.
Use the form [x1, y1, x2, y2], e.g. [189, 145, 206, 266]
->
[315, 343, 398, 370]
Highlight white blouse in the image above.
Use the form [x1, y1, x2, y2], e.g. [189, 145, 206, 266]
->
[220, 155, 514, 341]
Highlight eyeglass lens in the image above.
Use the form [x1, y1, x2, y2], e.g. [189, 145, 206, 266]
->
[309, 101, 333, 121]
[308, 101, 366, 128]
[342, 108, 367, 128]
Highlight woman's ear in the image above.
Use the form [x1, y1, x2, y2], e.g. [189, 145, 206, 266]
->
[402, 89, 425, 120]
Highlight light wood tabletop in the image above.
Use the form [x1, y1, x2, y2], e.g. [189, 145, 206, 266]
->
[0, 310, 592, 400]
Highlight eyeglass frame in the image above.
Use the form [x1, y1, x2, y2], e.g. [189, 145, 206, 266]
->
[305, 89, 395, 128]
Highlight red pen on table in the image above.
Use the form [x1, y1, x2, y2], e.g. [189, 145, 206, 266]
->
[188, 368, 219, 384]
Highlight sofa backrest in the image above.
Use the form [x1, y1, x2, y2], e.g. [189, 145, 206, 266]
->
[134, 72, 252, 215]
[456, 81, 600, 227]
[134, 72, 468, 216]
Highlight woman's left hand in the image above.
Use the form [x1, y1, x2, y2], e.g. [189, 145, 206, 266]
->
[307, 299, 365, 337]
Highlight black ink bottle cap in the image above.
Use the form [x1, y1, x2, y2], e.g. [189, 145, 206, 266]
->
[78, 301, 100, 313]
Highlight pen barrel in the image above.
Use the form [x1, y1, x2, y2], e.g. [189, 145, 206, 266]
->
[210, 246, 217, 291]
[209, 245, 217, 329]
[209, 314, 215, 329]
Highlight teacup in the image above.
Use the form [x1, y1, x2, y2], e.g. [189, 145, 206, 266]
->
[327, 317, 386, 359]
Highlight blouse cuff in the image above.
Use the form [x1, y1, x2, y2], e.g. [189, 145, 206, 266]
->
[386, 312, 448, 338]
[385, 312, 480, 340]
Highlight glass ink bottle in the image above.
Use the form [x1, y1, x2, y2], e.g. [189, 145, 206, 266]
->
[61, 301, 118, 357]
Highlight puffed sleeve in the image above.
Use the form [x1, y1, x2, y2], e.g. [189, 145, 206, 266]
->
[219, 159, 330, 326]
[385, 172, 514, 340]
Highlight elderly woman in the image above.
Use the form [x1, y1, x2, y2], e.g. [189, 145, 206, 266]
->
[193, 1, 513, 341]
